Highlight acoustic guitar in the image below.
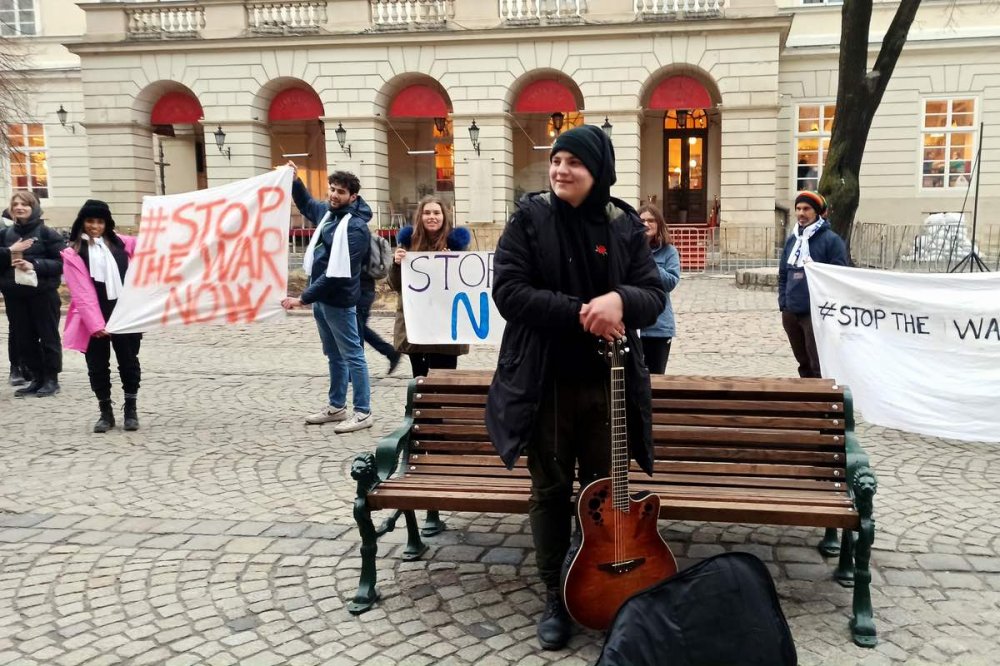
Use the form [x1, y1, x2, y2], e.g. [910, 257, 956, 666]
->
[562, 337, 678, 631]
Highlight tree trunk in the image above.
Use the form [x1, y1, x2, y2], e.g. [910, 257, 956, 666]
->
[821, 0, 923, 255]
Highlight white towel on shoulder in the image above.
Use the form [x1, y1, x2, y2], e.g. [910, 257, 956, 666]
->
[302, 212, 352, 278]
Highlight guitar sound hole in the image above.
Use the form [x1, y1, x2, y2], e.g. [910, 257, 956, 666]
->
[591, 511, 603, 526]
[588, 498, 601, 511]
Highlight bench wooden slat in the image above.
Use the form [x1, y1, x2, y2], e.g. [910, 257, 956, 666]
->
[412, 441, 844, 466]
[652, 399, 844, 413]
[655, 426, 843, 446]
[384, 476, 851, 506]
[413, 393, 488, 406]
[655, 446, 845, 465]
[404, 464, 848, 492]
[412, 407, 484, 420]
[409, 454, 845, 481]
[369, 489, 858, 529]
[653, 414, 845, 430]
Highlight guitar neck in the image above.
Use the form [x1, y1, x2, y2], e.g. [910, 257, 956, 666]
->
[611, 363, 629, 511]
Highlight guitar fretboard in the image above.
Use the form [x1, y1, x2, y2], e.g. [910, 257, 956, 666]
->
[611, 360, 629, 512]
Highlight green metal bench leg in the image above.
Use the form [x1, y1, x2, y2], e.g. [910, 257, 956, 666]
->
[849, 467, 878, 648]
[349, 453, 381, 615]
[421, 510, 446, 537]
[834, 529, 855, 587]
[818, 527, 841, 557]
[402, 510, 429, 561]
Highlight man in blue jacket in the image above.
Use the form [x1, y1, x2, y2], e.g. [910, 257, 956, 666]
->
[281, 164, 373, 433]
[778, 191, 848, 378]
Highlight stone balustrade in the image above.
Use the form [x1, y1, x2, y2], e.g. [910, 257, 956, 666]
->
[371, 1, 453, 28]
[634, 0, 727, 18]
[246, 1, 328, 34]
[126, 2, 206, 39]
[88, 0, 732, 42]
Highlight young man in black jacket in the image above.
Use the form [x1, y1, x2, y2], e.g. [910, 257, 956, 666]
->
[486, 126, 665, 650]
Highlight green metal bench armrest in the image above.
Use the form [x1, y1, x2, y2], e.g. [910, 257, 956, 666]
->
[375, 418, 413, 482]
[841, 387, 877, 519]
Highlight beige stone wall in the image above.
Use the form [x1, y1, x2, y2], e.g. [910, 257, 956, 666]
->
[778, 16, 1000, 225]
[69, 17, 789, 225]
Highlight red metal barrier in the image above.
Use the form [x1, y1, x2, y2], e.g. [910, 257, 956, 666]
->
[671, 225, 709, 271]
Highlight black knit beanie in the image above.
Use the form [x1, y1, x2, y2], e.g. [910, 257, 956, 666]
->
[70, 199, 117, 241]
[551, 125, 617, 210]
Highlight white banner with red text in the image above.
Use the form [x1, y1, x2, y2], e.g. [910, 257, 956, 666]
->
[106, 169, 293, 334]
[401, 251, 506, 345]
[805, 262, 1000, 442]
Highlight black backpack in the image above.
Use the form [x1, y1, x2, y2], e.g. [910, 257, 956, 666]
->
[598, 552, 797, 666]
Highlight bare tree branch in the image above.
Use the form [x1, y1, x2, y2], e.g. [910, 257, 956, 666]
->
[0, 34, 30, 158]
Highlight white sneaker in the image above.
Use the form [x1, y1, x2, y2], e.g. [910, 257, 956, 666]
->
[334, 411, 373, 434]
[305, 405, 348, 425]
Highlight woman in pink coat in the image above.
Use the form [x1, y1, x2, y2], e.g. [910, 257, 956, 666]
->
[62, 200, 142, 432]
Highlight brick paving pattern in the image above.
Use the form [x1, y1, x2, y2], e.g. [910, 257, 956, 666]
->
[1, 275, 998, 665]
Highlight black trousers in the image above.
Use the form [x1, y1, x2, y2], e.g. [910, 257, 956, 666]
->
[527, 375, 611, 588]
[781, 311, 821, 378]
[408, 352, 458, 378]
[641, 336, 673, 374]
[356, 290, 395, 360]
[5, 290, 62, 377]
[85, 333, 141, 401]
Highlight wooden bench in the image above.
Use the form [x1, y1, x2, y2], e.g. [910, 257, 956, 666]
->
[349, 369, 878, 647]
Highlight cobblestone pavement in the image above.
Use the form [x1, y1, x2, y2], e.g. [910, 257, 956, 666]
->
[2, 275, 998, 665]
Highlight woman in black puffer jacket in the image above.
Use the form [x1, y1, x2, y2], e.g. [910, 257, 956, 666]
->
[0, 191, 66, 397]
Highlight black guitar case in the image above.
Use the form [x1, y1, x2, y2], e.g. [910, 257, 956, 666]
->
[597, 552, 797, 666]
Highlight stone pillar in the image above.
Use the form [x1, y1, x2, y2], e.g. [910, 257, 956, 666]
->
[203, 120, 271, 189]
[84, 122, 155, 226]
[452, 113, 511, 225]
[604, 111, 641, 206]
[719, 105, 779, 227]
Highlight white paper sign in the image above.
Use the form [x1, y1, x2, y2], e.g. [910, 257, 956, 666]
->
[401, 251, 506, 345]
[106, 169, 292, 334]
[805, 262, 1000, 442]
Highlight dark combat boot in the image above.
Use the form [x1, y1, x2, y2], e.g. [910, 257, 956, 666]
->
[14, 378, 43, 397]
[94, 400, 115, 433]
[537, 586, 571, 651]
[123, 397, 139, 431]
[35, 375, 60, 397]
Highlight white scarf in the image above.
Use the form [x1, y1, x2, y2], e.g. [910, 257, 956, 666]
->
[302, 211, 352, 278]
[787, 218, 825, 268]
[85, 235, 123, 300]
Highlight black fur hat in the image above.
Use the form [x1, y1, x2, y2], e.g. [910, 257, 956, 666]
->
[70, 199, 116, 241]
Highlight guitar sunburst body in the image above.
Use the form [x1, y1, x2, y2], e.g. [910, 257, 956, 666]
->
[562, 338, 678, 631]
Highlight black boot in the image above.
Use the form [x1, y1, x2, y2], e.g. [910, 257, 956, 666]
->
[14, 378, 43, 397]
[9, 366, 29, 387]
[94, 400, 115, 433]
[537, 586, 572, 651]
[35, 375, 60, 397]
[123, 397, 139, 431]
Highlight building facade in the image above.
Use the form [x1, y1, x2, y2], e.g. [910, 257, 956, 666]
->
[2, 0, 998, 235]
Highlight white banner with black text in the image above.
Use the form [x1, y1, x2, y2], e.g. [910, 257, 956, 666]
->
[805, 262, 1000, 442]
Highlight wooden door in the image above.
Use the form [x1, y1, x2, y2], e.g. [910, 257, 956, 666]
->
[663, 128, 708, 224]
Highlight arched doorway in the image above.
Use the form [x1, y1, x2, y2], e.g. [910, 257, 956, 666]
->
[643, 74, 720, 225]
[510, 76, 584, 202]
[385, 82, 454, 226]
[150, 89, 207, 195]
[266, 85, 327, 231]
